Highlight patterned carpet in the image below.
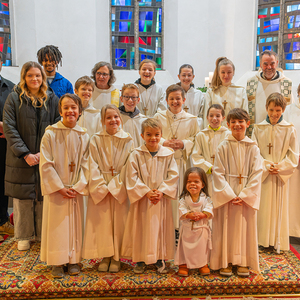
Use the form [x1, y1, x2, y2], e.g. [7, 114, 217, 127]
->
[0, 237, 300, 299]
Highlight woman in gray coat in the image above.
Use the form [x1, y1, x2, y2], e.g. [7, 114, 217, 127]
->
[3, 61, 60, 250]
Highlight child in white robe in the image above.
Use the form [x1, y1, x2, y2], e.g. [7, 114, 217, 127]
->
[75, 76, 102, 137]
[40, 94, 89, 278]
[252, 93, 299, 252]
[203, 57, 248, 128]
[192, 104, 229, 197]
[174, 167, 213, 277]
[154, 84, 199, 230]
[135, 59, 166, 117]
[176, 64, 204, 129]
[121, 118, 179, 274]
[211, 108, 263, 277]
[119, 83, 147, 147]
[82, 104, 134, 273]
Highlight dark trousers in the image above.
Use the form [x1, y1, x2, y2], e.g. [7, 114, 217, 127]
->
[0, 138, 8, 226]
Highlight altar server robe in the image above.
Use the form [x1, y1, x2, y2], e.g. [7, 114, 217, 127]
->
[252, 120, 299, 251]
[154, 110, 200, 227]
[121, 144, 179, 264]
[40, 121, 89, 265]
[82, 129, 134, 261]
[174, 193, 213, 269]
[191, 125, 229, 197]
[78, 104, 102, 137]
[211, 135, 262, 271]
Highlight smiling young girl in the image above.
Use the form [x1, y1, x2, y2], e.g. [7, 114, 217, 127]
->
[174, 167, 213, 277]
[203, 57, 248, 127]
[82, 104, 133, 273]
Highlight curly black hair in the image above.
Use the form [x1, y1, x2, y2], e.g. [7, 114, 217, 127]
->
[37, 45, 63, 69]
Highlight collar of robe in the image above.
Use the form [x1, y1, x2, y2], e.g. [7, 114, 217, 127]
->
[135, 78, 156, 89]
[51, 120, 87, 133]
[119, 105, 140, 118]
[185, 193, 207, 208]
[266, 114, 283, 124]
[166, 109, 185, 119]
[260, 70, 280, 81]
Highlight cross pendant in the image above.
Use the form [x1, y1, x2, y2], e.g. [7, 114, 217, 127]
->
[69, 161, 75, 173]
[211, 154, 215, 164]
[222, 99, 228, 110]
[109, 166, 115, 176]
[183, 106, 189, 112]
[267, 142, 273, 155]
[238, 174, 242, 184]
[143, 107, 148, 115]
[172, 135, 177, 139]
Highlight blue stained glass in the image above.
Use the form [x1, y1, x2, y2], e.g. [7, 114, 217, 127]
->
[287, 5, 291, 12]
[141, 54, 146, 60]
[296, 22, 300, 28]
[286, 63, 294, 69]
[256, 56, 260, 68]
[264, 20, 270, 26]
[264, 26, 271, 33]
[257, 19, 260, 28]
[120, 11, 129, 19]
[7, 47, 11, 54]
[112, 21, 115, 31]
[289, 16, 295, 23]
[270, 6, 280, 14]
[118, 0, 125, 5]
[270, 24, 279, 31]
[266, 37, 272, 42]
[293, 41, 300, 51]
[116, 58, 126, 67]
[156, 47, 161, 54]
[146, 11, 153, 20]
[125, 0, 131, 5]
[263, 46, 272, 51]
[156, 0, 162, 2]
[112, 13, 115, 20]
[112, 36, 115, 44]
[270, 18, 279, 25]
[119, 21, 129, 32]
[115, 48, 126, 58]
[159, 22, 162, 33]
[292, 5, 299, 11]
[257, 27, 260, 35]
[147, 55, 153, 60]
[294, 63, 300, 69]
[286, 53, 293, 60]
[284, 42, 291, 52]
[288, 23, 293, 29]
[0, 11, 9, 15]
[258, 8, 268, 15]
[129, 11, 132, 19]
[139, 47, 155, 53]
[260, 38, 265, 43]
[139, 11, 146, 20]
[130, 51, 134, 58]
[296, 15, 300, 22]
[4, 60, 11, 66]
[139, 20, 145, 31]
[112, 0, 116, 4]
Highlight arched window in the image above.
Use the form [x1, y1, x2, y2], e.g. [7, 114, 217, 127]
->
[111, 0, 163, 70]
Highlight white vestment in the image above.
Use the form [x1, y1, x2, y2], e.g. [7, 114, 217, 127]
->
[121, 144, 179, 264]
[191, 125, 230, 197]
[211, 135, 262, 271]
[77, 104, 102, 137]
[284, 103, 300, 237]
[154, 110, 200, 228]
[120, 111, 147, 148]
[203, 84, 248, 127]
[174, 193, 213, 269]
[40, 121, 89, 265]
[91, 85, 120, 110]
[82, 129, 134, 261]
[136, 83, 166, 117]
[252, 120, 299, 251]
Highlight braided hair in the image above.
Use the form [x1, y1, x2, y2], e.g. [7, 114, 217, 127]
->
[37, 45, 63, 69]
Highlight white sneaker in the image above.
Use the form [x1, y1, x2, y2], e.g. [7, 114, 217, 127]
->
[18, 240, 30, 251]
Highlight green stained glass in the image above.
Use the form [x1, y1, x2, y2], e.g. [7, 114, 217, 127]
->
[120, 50, 127, 58]
[156, 8, 159, 33]
[146, 20, 152, 32]
[156, 57, 161, 65]
[128, 22, 131, 31]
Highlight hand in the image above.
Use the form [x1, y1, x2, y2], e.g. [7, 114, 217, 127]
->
[231, 197, 243, 206]
[163, 140, 176, 150]
[269, 163, 279, 174]
[24, 154, 39, 166]
[58, 188, 77, 198]
[147, 189, 163, 205]
[173, 139, 184, 150]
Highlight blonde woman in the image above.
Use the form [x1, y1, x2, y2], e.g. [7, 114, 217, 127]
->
[3, 61, 60, 251]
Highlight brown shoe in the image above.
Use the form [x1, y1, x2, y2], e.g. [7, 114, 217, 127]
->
[0, 221, 14, 236]
[178, 264, 189, 277]
[199, 264, 210, 276]
[220, 264, 232, 276]
[237, 266, 249, 277]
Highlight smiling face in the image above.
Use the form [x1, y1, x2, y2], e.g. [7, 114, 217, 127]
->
[25, 67, 43, 95]
[41, 54, 57, 76]
[219, 64, 234, 86]
[227, 118, 250, 141]
[60, 97, 80, 128]
[139, 62, 156, 85]
[266, 101, 284, 125]
[178, 67, 195, 91]
[207, 108, 225, 129]
[141, 126, 162, 152]
[166, 90, 186, 114]
[261, 54, 278, 80]
[121, 88, 140, 112]
[75, 84, 93, 108]
[104, 108, 121, 135]
[186, 172, 204, 199]
[95, 66, 110, 89]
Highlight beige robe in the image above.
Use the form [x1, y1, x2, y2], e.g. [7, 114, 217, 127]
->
[211, 135, 262, 271]
[284, 103, 300, 237]
[82, 129, 134, 261]
[78, 104, 102, 137]
[203, 84, 248, 127]
[136, 83, 166, 117]
[121, 145, 179, 264]
[154, 109, 200, 228]
[91, 85, 120, 110]
[120, 111, 147, 148]
[191, 125, 230, 197]
[174, 194, 213, 269]
[252, 120, 299, 251]
[40, 121, 89, 265]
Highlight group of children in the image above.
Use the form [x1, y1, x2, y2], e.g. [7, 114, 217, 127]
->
[37, 58, 299, 280]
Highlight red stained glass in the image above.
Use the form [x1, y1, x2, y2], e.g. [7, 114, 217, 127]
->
[119, 36, 134, 43]
[0, 44, 3, 52]
[258, 15, 267, 19]
[2, 3, 8, 7]
[288, 34, 293, 39]
[139, 37, 147, 45]
[147, 37, 151, 45]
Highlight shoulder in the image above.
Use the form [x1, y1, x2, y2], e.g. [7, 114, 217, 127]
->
[2, 77, 15, 89]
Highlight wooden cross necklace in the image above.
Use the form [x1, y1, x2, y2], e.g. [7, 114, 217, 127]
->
[267, 142, 273, 154]
[141, 86, 155, 116]
[167, 112, 184, 140]
[228, 141, 245, 184]
[108, 135, 122, 177]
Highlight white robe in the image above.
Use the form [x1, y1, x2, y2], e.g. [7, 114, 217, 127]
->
[77, 104, 102, 137]
[203, 84, 248, 127]
[120, 111, 147, 148]
[136, 83, 166, 117]
[121, 144, 179, 264]
[40, 121, 89, 265]
[284, 103, 300, 237]
[252, 120, 299, 251]
[191, 125, 230, 197]
[211, 135, 262, 271]
[174, 194, 213, 269]
[91, 84, 120, 110]
[82, 129, 134, 261]
[154, 109, 200, 228]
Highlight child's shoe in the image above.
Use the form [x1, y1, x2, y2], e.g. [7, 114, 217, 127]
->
[155, 259, 168, 274]
[0, 221, 14, 235]
[109, 258, 121, 273]
[220, 264, 232, 276]
[199, 264, 210, 276]
[178, 264, 189, 277]
[68, 263, 80, 276]
[18, 240, 30, 251]
[98, 257, 110, 272]
[52, 265, 64, 278]
[237, 266, 249, 277]
[133, 262, 146, 274]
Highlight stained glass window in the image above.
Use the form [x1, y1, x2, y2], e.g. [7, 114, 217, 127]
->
[0, 1, 11, 66]
[111, 0, 163, 70]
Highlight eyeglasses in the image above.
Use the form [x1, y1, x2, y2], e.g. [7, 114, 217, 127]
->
[122, 96, 139, 101]
[96, 72, 110, 78]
